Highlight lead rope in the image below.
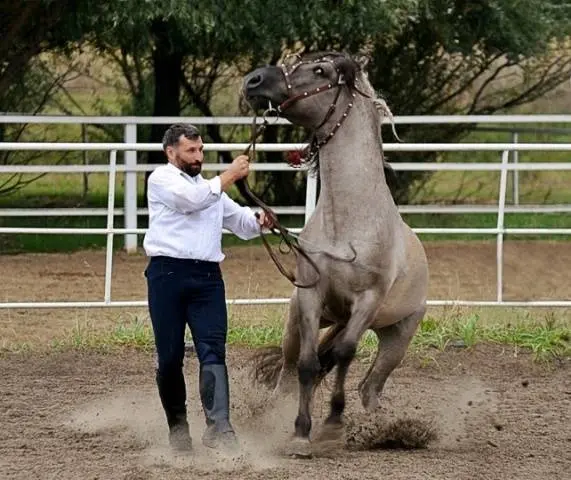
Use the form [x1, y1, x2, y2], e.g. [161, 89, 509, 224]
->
[237, 113, 321, 288]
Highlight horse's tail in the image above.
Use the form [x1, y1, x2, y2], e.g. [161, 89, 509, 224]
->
[251, 345, 283, 388]
[251, 324, 347, 389]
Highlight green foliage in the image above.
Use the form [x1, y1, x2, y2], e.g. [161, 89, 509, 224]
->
[2, 0, 571, 204]
[361, 1, 571, 201]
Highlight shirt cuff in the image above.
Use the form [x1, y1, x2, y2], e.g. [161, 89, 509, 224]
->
[208, 176, 222, 195]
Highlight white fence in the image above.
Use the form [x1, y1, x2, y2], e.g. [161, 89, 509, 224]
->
[1, 114, 570, 309]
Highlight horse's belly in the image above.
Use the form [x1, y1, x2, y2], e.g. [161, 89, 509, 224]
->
[375, 240, 429, 326]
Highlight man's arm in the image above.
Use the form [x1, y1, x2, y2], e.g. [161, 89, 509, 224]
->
[148, 155, 251, 214]
[221, 193, 261, 240]
[148, 169, 222, 214]
[219, 155, 249, 191]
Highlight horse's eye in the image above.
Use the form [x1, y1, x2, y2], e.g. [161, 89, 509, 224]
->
[313, 67, 324, 76]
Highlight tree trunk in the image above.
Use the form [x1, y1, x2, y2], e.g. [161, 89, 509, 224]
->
[143, 21, 183, 206]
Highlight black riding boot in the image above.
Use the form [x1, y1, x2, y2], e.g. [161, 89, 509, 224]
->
[199, 364, 238, 450]
[156, 369, 192, 451]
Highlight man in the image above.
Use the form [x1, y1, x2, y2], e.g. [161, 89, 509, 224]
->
[143, 123, 272, 452]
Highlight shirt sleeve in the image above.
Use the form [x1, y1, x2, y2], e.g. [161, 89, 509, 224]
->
[221, 193, 261, 240]
[148, 169, 222, 214]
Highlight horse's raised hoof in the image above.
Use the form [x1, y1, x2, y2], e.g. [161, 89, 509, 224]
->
[359, 384, 381, 412]
[286, 437, 312, 459]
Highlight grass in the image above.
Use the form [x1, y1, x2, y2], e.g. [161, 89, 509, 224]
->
[357, 311, 570, 361]
[2, 308, 568, 362]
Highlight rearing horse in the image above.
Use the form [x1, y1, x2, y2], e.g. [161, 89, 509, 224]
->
[242, 51, 429, 457]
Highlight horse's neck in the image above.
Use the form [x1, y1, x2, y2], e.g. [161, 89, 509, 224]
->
[315, 97, 398, 239]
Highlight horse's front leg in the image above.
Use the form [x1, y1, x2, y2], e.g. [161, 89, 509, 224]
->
[289, 289, 322, 458]
[359, 306, 425, 411]
[317, 290, 380, 443]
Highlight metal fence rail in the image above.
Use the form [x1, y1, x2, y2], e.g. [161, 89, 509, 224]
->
[1, 114, 570, 309]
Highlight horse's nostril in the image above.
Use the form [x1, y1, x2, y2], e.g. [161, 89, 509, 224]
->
[246, 73, 263, 90]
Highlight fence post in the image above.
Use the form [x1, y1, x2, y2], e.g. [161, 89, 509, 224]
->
[124, 124, 138, 253]
[496, 150, 510, 303]
[305, 171, 318, 225]
[104, 150, 118, 304]
[81, 125, 89, 197]
[511, 132, 519, 205]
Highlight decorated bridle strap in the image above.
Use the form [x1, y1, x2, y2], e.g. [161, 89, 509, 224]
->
[278, 81, 341, 113]
[277, 55, 348, 113]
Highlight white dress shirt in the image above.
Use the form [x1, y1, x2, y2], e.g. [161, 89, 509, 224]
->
[143, 162, 261, 262]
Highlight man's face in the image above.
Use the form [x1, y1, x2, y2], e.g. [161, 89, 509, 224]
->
[167, 135, 204, 177]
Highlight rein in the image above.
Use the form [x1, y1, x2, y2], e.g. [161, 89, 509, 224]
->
[237, 115, 321, 289]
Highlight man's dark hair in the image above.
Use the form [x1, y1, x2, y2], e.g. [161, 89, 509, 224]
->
[162, 123, 201, 150]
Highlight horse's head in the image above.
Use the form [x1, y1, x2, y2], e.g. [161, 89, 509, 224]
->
[243, 51, 367, 129]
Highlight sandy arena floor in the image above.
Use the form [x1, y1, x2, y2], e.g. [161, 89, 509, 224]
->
[1, 240, 571, 334]
[0, 241, 570, 479]
[1, 345, 569, 479]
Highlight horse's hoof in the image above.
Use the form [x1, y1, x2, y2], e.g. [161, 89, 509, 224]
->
[286, 437, 312, 459]
[359, 387, 381, 412]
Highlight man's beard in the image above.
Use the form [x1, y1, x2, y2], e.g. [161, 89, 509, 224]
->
[178, 157, 201, 177]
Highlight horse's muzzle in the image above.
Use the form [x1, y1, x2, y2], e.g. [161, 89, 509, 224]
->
[243, 66, 287, 110]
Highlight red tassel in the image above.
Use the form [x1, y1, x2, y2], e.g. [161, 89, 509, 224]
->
[286, 150, 303, 168]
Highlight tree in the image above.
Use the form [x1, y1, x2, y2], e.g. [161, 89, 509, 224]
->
[0, 0, 102, 196]
[3, 1, 570, 205]
[365, 0, 571, 202]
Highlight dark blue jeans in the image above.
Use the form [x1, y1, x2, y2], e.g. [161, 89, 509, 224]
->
[145, 256, 228, 375]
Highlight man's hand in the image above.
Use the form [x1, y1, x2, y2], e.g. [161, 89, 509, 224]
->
[220, 154, 250, 191]
[228, 155, 250, 180]
[256, 211, 275, 229]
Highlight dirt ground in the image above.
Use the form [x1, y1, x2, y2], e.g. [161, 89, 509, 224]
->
[2, 240, 571, 344]
[3, 240, 571, 303]
[0, 241, 570, 479]
[1, 344, 569, 480]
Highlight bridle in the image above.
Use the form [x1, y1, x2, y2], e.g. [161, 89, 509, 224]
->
[273, 54, 366, 164]
[238, 53, 367, 288]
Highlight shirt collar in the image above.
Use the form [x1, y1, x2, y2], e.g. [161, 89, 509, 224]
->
[166, 162, 202, 183]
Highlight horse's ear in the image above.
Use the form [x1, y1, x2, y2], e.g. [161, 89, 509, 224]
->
[335, 56, 359, 88]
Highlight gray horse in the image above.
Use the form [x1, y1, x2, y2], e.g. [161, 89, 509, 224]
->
[242, 51, 429, 456]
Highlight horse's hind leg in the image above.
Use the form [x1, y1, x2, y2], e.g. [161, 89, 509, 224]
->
[359, 307, 425, 411]
[275, 291, 343, 397]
